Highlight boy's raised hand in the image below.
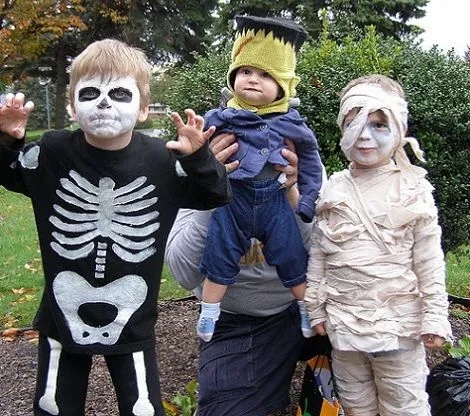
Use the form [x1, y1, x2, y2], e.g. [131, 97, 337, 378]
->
[0, 93, 34, 139]
[166, 109, 215, 155]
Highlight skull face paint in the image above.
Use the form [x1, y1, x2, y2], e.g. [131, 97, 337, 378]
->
[344, 109, 396, 169]
[73, 76, 145, 149]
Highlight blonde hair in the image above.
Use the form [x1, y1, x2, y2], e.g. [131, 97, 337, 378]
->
[340, 74, 405, 100]
[69, 39, 152, 111]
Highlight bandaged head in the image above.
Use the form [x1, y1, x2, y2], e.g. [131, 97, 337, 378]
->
[337, 83, 425, 173]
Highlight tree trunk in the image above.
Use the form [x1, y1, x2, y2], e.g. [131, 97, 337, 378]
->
[55, 45, 67, 129]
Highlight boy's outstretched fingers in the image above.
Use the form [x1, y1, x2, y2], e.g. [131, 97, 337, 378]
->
[167, 108, 211, 154]
[170, 111, 184, 129]
[183, 109, 197, 127]
[202, 125, 216, 142]
[194, 114, 205, 131]
[0, 92, 35, 139]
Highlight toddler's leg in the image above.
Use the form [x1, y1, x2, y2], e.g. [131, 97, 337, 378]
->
[198, 280, 227, 342]
[291, 282, 313, 338]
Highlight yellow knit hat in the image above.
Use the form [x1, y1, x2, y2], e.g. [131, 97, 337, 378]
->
[227, 15, 307, 115]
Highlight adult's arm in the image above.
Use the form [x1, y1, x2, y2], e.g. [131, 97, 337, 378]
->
[166, 132, 238, 290]
[165, 208, 211, 290]
[305, 225, 328, 329]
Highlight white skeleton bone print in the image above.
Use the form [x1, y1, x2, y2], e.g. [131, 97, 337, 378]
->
[48, 170, 160, 346]
[50, 170, 160, 267]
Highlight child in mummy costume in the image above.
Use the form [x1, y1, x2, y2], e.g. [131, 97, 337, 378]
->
[0, 39, 230, 416]
[305, 74, 452, 415]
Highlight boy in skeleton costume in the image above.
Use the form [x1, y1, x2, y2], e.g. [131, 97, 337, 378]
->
[305, 74, 452, 415]
[0, 39, 230, 416]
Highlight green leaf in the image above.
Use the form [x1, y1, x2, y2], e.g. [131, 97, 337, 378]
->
[458, 335, 470, 354]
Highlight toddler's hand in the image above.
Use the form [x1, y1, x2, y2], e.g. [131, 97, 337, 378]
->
[314, 322, 327, 336]
[421, 333, 445, 349]
[167, 109, 215, 155]
[0, 93, 34, 139]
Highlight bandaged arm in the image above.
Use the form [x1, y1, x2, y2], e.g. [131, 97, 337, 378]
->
[412, 186, 453, 341]
[305, 224, 328, 327]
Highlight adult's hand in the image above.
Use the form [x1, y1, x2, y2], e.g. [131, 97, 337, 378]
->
[209, 132, 239, 173]
[274, 139, 299, 208]
[274, 139, 298, 189]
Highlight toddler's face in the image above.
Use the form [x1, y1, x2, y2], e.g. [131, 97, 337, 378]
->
[73, 75, 147, 149]
[344, 109, 396, 169]
[233, 66, 280, 107]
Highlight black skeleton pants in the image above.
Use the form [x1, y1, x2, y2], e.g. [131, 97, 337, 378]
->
[33, 335, 165, 416]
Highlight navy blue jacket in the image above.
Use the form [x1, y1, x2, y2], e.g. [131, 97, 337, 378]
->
[205, 107, 323, 222]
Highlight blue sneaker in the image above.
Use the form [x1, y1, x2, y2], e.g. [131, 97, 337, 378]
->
[298, 301, 314, 338]
[197, 315, 216, 342]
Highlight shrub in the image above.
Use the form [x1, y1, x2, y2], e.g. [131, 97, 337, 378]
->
[136, 118, 154, 130]
[162, 28, 470, 251]
[296, 26, 401, 173]
[162, 51, 231, 140]
[393, 46, 470, 251]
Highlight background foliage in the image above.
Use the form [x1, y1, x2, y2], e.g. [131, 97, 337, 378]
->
[1, 0, 430, 128]
[163, 26, 470, 253]
[212, 0, 428, 48]
[15, 78, 56, 130]
[0, 1, 468, 251]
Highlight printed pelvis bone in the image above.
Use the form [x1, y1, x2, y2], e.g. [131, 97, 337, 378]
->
[53, 271, 147, 345]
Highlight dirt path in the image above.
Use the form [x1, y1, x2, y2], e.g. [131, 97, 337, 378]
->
[0, 299, 468, 415]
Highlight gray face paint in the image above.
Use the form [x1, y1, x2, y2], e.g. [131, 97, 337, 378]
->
[348, 114, 396, 168]
[74, 76, 142, 141]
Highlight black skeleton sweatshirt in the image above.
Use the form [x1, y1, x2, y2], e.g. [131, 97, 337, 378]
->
[0, 129, 230, 354]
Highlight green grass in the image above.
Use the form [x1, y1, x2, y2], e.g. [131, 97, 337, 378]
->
[0, 188, 189, 329]
[0, 189, 43, 329]
[446, 246, 470, 298]
[0, 188, 468, 329]
[26, 129, 47, 142]
[27, 127, 74, 142]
